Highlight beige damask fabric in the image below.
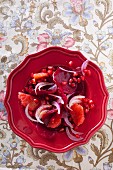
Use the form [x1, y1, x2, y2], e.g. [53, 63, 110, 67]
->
[0, 0, 113, 170]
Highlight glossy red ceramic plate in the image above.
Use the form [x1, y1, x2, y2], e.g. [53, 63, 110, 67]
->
[4, 47, 108, 152]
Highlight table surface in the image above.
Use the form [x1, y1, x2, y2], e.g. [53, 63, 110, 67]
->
[0, 0, 113, 170]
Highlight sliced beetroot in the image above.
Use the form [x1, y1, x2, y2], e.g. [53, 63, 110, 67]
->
[53, 68, 77, 94]
[20, 63, 91, 137]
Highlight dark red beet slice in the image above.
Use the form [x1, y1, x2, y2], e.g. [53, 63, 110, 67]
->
[53, 68, 77, 94]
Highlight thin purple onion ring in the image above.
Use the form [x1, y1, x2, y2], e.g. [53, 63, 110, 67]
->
[66, 127, 83, 141]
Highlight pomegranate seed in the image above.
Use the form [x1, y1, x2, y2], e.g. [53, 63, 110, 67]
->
[42, 69, 47, 73]
[87, 70, 91, 76]
[22, 89, 24, 92]
[73, 77, 77, 82]
[84, 69, 91, 76]
[85, 104, 89, 108]
[90, 104, 94, 109]
[34, 99, 39, 103]
[85, 108, 89, 113]
[45, 96, 49, 101]
[69, 82, 72, 86]
[31, 73, 34, 78]
[62, 81, 67, 85]
[69, 78, 73, 83]
[75, 134, 80, 138]
[83, 69, 87, 73]
[73, 72, 78, 77]
[48, 70, 53, 75]
[77, 78, 81, 83]
[48, 66, 53, 70]
[31, 78, 36, 84]
[83, 98, 88, 103]
[88, 100, 93, 104]
[44, 78, 47, 82]
[81, 76, 85, 81]
[71, 83, 76, 87]
[68, 61, 73, 67]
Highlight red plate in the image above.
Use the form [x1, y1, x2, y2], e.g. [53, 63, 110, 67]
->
[4, 47, 108, 152]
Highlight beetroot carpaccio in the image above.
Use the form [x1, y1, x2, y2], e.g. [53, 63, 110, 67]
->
[18, 60, 94, 141]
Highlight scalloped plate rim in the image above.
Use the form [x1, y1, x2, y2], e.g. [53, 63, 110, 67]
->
[4, 47, 109, 153]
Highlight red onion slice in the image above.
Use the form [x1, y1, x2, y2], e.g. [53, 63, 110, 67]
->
[81, 60, 89, 75]
[39, 108, 58, 121]
[39, 110, 48, 118]
[70, 95, 85, 99]
[66, 127, 83, 141]
[70, 128, 83, 135]
[35, 113, 44, 124]
[35, 105, 52, 116]
[67, 92, 74, 100]
[69, 95, 85, 108]
[64, 117, 73, 128]
[69, 99, 82, 108]
[47, 84, 57, 93]
[38, 83, 54, 91]
[46, 108, 58, 114]
[52, 101, 60, 114]
[59, 67, 77, 74]
[49, 94, 64, 104]
[48, 84, 57, 90]
[35, 82, 54, 94]
[25, 104, 37, 122]
[66, 104, 73, 111]
[35, 105, 53, 124]
[35, 82, 46, 94]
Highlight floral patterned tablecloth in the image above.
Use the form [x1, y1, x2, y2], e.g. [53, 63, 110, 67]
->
[0, 0, 113, 170]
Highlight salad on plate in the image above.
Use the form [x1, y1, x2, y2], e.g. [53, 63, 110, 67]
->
[18, 60, 94, 141]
